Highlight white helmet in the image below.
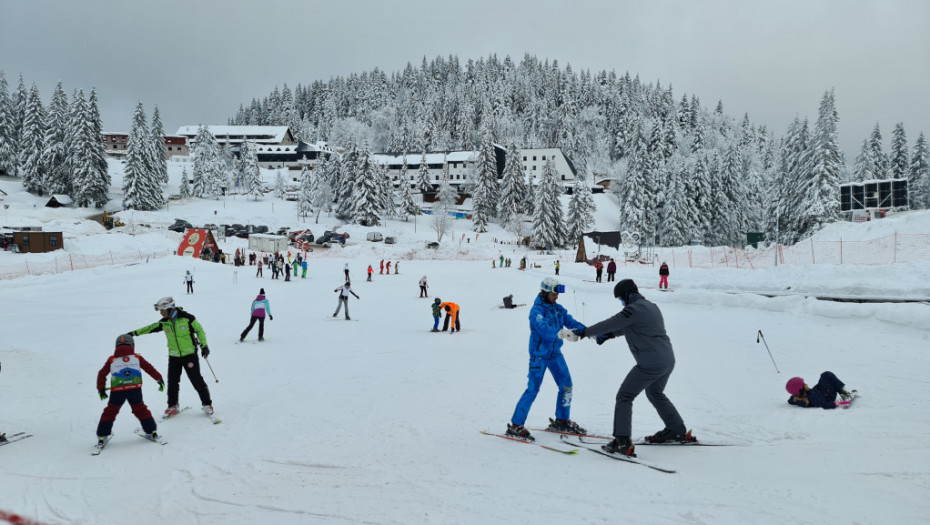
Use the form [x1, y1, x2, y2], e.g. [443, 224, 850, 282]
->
[154, 296, 175, 311]
[540, 277, 565, 294]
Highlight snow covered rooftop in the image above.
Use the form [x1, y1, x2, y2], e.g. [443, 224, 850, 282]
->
[174, 125, 292, 144]
[371, 151, 478, 165]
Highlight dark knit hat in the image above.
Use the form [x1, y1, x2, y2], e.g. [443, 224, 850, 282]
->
[260, 288, 265, 294]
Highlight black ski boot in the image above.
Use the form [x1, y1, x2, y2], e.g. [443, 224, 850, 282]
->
[648, 426, 689, 443]
[547, 417, 587, 435]
[603, 436, 635, 456]
[506, 423, 534, 442]
[839, 388, 857, 401]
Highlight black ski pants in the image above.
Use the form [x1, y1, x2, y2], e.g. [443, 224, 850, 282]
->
[166, 354, 212, 408]
[241, 315, 265, 340]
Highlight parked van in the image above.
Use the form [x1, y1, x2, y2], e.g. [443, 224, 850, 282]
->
[366, 232, 383, 242]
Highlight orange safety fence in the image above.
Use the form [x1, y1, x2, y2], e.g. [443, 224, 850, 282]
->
[0, 249, 175, 280]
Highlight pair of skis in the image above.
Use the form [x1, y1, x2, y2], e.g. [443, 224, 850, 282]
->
[0, 432, 33, 447]
[163, 406, 222, 425]
[482, 427, 733, 474]
[92, 429, 167, 456]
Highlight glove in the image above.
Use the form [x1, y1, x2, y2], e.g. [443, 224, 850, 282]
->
[158, 381, 165, 392]
[98, 390, 108, 400]
[557, 328, 580, 342]
[269, 315, 273, 321]
[572, 328, 586, 339]
[596, 333, 614, 345]
[201, 346, 210, 358]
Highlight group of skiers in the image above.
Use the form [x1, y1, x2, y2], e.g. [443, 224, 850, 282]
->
[367, 260, 400, 281]
[75, 257, 854, 455]
[503, 275, 855, 458]
[430, 298, 461, 333]
[93, 296, 216, 449]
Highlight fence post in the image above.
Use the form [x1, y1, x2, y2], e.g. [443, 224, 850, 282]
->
[69, 253, 74, 271]
[25, 260, 30, 275]
[840, 238, 843, 265]
[109, 250, 114, 264]
[810, 238, 815, 264]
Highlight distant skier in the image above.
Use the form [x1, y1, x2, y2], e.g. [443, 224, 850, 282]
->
[576, 279, 688, 457]
[502, 294, 517, 309]
[606, 259, 617, 282]
[506, 278, 587, 442]
[240, 288, 273, 342]
[786, 372, 856, 409]
[184, 270, 194, 294]
[594, 260, 604, 283]
[431, 298, 442, 332]
[659, 262, 670, 289]
[367, 265, 373, 282]
[131, 297, 215, 418]
[301, 259, 308, 279]
[386, 261, 391, 274]
[394, 261, 399, 274]
[380, 260, 384, 275]
[440, 301, 461, 333]
[343, 263, 350, 281]
[332, 282, 360, 320]
[554, 260, 560, 275]
[419, 276, 429, 298]
[95, 334, 164, 447]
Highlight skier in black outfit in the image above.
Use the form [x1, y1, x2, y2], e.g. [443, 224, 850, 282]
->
[575, 279, 687, 457]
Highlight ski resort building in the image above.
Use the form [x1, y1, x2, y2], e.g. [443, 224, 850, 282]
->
[101, 133, 188, 159]
[371, 146, 577, 192]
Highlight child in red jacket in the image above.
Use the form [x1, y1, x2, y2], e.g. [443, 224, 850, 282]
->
[96, 334, 164, 445]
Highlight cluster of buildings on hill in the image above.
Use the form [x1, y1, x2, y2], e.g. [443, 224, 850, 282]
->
[100, 125, 591, 194]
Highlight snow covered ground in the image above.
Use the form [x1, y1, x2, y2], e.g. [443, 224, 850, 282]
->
[1, 167, 929, 524]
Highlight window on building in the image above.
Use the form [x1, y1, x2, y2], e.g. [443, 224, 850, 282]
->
[49, 236, 59, 247]
[523, 156, 527, 161]
[533, 166, 537, 170]
[542, 156, 547, 161]
[533, 156, 537, 161]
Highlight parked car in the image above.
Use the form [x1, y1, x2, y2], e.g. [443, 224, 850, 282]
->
[277, 227, 290, 236]
[366, 232, 383, 242]
[202, 223, 218, 231]
[384, 236, 397, 244]
[228, 224, 244, 236]
[253, 225, 269, 234]
[168, 219, 193, 233]
[316, 230, 349, 245]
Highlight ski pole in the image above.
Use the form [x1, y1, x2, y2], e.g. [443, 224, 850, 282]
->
[204, 357, 219, 383]
[756, 330, 780, 373]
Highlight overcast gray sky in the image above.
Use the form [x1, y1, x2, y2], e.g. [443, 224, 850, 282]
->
[2, 0, 928, 161]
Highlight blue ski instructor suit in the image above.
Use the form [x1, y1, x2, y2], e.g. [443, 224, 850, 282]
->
[511, 294, 586, 426]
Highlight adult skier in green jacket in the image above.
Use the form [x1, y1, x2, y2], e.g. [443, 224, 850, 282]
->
[131, 296, 214, 418]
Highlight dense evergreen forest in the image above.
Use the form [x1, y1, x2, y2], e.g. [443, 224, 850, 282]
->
[231, 54, 930, 247]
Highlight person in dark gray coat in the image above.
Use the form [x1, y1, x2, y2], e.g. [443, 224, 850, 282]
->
[576, 279, 687, 456]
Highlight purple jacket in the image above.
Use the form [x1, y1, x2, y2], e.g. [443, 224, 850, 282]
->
[250, 295, 271, 318]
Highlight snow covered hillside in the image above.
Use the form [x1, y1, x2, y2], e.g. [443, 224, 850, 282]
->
[1, 170, 929, 525]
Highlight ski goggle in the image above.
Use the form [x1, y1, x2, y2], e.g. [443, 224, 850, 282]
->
[548, 285, 565, 294]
